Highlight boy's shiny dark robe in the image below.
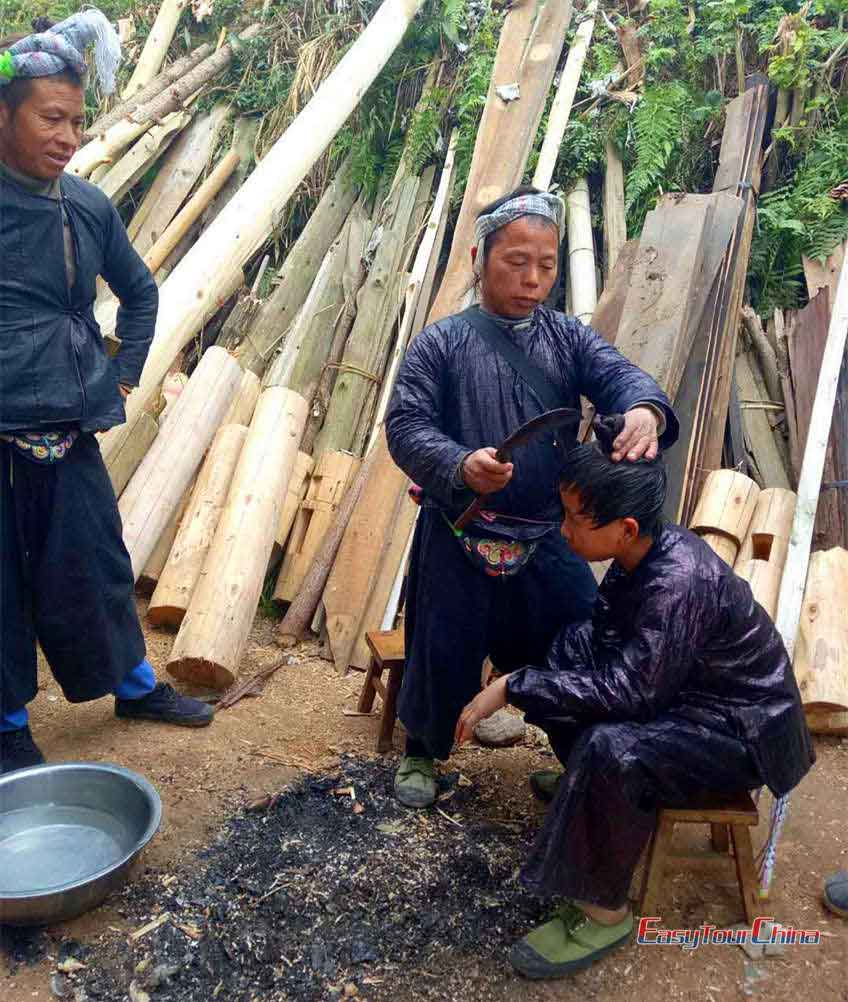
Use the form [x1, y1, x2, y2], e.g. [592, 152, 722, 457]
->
[507, 524, 815, 907]
[385, 307, 678, 758]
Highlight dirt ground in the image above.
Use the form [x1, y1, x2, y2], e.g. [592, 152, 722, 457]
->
[1, 599, 847, 1001]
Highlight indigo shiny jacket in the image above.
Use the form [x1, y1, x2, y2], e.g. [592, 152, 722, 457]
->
[385, 307, 679, 521]
[508, 524, 815, 797]
[0, 171, 157, 433]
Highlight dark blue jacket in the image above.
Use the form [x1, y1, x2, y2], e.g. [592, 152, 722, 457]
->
[386, 307, 679, 525]
[508, 525, 815, 797]
[0, 171, 157, 433]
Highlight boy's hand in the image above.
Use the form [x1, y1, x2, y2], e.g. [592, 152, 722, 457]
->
[612, 406, 659, 462]
[455, 675, 510, 745]
[462, 447, 514, 494]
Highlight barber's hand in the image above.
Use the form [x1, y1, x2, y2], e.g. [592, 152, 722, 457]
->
[612, 406, 660, 462]
[455, 676, 509, 745]
[119, 383, 132, 400]
[462, 447, 514, 494]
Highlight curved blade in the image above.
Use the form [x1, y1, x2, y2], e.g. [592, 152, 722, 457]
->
[496, 407, 581, 461]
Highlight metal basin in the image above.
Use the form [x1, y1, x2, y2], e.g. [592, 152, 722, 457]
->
[0, 762, 161, 926]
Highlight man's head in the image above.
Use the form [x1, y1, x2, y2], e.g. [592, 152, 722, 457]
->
[471, 185, 562, 318]
[0, 11, 120, 180]
[558, 443, 667, 563]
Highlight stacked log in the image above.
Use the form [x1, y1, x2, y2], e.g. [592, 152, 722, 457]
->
[689, 470, 761, 566]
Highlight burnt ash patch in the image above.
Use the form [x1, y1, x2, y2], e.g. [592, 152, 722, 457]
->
[68, 756, 548, 1001]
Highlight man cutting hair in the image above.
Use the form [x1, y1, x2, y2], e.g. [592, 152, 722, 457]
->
[385, 184, 679, 807]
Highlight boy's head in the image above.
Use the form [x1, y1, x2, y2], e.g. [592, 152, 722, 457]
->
[558, 443, 667, 562]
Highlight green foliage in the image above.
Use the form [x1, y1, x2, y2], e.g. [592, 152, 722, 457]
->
[440, 0, 467, 46]
[625, 81, 696, 218]
[226, 36, 294, 116]
[404, 87, 449, 173]
[749, 114, 848, 312]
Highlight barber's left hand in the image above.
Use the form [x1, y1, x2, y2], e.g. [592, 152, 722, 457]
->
[612, 406, 659, 462]
[455, 675, 510, 745]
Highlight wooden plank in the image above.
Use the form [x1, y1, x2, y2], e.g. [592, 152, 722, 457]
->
[794, 547, 848, 711]
[615, 193, 714, 399]
[590, 238, 637, 344]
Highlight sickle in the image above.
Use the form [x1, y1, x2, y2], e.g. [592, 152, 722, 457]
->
[452, 408, 581, 532]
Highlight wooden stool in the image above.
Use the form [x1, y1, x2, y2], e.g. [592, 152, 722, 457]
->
[640, 790, 760, 923]
[357, 629, 405, 753]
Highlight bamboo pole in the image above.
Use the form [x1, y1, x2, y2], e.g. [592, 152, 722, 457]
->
[168, 389, 309, 687]
[532, 0, 592, 190]
[566, 178, 597, 323]
[148, 424, 248, 626]
[775, 252, 848, 660]
[123, 0, 188, 99]
[143, 151, 241, 274]
[119, 346, 243, 580]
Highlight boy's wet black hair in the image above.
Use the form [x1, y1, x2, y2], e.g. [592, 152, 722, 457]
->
[559, 441, 667, 539]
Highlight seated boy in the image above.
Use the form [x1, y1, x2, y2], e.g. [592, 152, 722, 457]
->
[456, 439, 815, 980]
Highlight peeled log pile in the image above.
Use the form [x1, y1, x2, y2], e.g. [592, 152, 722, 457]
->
[128, 105, 232, 258]
[168, 388, 309, 688]
[699, 533, 738, 567]
[98, 110, 192, 204]
[735, 558, 783, 619]
[104, 411, 158, 498]
[689, 469, 760, 563]
[119, 346, 243, 580]
[793, 548, 848, 711]
[430, 0, 571, 318]
[274, 451, 361, 604]
[226, 161, 359, 373]
[276, 452, 314, 551]
[222, 371, 261, 426]
[137, 483, 193, 596]
[313, 170, 421, 459]
[148, 424, 248, 627]
[735, 488, 796, 567]
[262, 204, 370, 399]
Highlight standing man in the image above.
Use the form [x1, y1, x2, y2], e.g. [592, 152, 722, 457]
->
[1, 12, 213, 776]
[385, 186, 679, 808]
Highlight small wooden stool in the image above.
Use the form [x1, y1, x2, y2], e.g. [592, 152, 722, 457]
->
[357, 629, 405, 753]
[640, 790, 761, 923]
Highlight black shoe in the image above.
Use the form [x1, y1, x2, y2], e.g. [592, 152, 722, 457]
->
[115, 683, 214, 727]
[0, 726, 46, 774]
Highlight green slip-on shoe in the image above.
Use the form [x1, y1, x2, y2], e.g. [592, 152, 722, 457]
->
[394, 755, 437, 809]
[529, 768, 564, 803]
[510, 905, 633, 980]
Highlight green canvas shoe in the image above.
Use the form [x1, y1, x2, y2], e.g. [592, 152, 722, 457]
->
[529, 768, 564, 803]
[510, 905, 633, 980]
[394, 755, 437, 809]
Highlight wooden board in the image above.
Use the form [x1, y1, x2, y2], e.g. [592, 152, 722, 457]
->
[602, 142, 627, 280]
[794, 547, 848, 711]
[590, 238, 637, 344]
[615, 193, 716, 400]
[276, 451, 315, 551]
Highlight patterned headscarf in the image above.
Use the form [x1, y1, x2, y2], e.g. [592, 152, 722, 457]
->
[0, 9, 121, 95]
[473, 191, 565, 275]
